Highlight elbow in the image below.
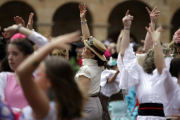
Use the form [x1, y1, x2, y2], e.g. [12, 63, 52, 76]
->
[107, 78, 114, 83]
[107, 80, 113, 83]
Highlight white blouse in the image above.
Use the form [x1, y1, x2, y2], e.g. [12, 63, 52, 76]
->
[19, 102, 57, 120]
[100, 70, 121, 97]
[161, 69, 180, 116]
[75, 59, 103, 95]
[117, 45, 170, 120]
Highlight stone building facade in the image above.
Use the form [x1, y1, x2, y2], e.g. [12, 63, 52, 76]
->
[0, 0, 180, 44]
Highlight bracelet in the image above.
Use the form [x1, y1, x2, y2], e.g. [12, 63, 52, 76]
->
[153, 42, 160, 48]
[124, 27, 130, 30]
[81, 20, 87, 25]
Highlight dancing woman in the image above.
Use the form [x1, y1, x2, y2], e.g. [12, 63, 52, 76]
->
[8, 25, 83, 119]
[75, 3, 107, 120]
[118, 10, 168, 119]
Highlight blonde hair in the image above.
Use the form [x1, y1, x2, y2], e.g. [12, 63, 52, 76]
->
[52, 49, 69, 57]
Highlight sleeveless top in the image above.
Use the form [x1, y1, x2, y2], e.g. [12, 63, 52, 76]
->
[5, 73, 28, 109]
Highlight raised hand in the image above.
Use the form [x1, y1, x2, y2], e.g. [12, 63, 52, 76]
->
[145, 24, 161, 43]
[79, 3, 87, 20]
[14, 16, 25, 27]
[27, 13, 34, 30]
[146, 6, 160, 23]
[2, 32, 12, 39]
[141, 40, 145, 44]
[122, 10, 134, 28]
[51, 31, 81, 49]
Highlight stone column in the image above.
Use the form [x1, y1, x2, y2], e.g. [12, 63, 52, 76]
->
[36, 22, 53, 35]
[91, 22, 109, 41]
[160, 24, 172, 43]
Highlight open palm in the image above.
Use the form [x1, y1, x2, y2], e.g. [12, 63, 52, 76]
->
[79, 3, 87, 19]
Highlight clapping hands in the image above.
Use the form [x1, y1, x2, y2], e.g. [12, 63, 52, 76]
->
[122, 10, 134, 28]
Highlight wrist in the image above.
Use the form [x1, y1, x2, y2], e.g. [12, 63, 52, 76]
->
[81, 18, 86, 21]
[124, 27, 130, 30]
[16, 25, 21, 33]
[81, 20, 87, 25]
[153, 41, 160, 47]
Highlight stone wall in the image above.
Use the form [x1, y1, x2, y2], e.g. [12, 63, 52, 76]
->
[1, 0, 180, 43]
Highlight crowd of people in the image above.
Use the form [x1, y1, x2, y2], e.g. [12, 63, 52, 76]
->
[0, 2, 180, 120]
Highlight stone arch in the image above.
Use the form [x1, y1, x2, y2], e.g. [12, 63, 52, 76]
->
[171, 8, 180, 40]
[108, 1, 151, 43]
[52, 2, 93, 36]
[0, 1, 37, 31]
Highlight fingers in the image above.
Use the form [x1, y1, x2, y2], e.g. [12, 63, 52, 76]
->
[30, 13, 34, 25]
[146, 7, 151, 14]
[79, 3, 86, 11]
[14, 17, 18, 24]
[152, 6, 158, 13]
[157, 26, 163, 32]
[141, 40, 145, 43]
[145, 26, 151, 35]
[125, 10, 129, 16]
[66, 31, 81, 43]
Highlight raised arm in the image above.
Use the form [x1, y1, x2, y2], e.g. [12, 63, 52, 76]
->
[146, 25, 165, 75]
[107, 69, 119, 83]
[144, 6, 160, 52]
[79, 3, 90, 40]
[116, 30, 123, 53]
[120, 10, 133, 61]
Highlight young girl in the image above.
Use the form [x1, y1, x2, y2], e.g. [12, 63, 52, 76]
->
[0, 25, 48, 110]
[4, 24, 83, 120]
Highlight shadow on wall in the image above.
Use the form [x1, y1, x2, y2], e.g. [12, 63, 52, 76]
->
[0, 1, 37, 31]
[52, 2, 93, 37]
[108, 1, 151, 44]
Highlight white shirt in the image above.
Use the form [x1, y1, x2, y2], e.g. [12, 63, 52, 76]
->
[75, 59, 103, 95]
[19, 102, 57, 120]
[100, 69, 121, 97]
[117, 45, 167, 120]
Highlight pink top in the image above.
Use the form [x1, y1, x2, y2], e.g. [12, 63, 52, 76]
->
[5, 73, 28, 109]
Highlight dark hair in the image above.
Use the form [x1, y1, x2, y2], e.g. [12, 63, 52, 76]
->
[169, 58, 180, 78]
[173, 43, 180, 55]
[90, 50, 107, 66]
[0, 56, 12, 72]
[142, 49, 156, 74]
[133, 44, 142, 52]
[44, 57, 83, 120]
[0, 39, 34, 72]
[8, 39, 34, 56]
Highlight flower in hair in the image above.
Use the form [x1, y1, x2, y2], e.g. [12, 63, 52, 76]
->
[173, 29, 180, 43]
[87, 38, 93, 47]
[11, 33, 26, 42]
